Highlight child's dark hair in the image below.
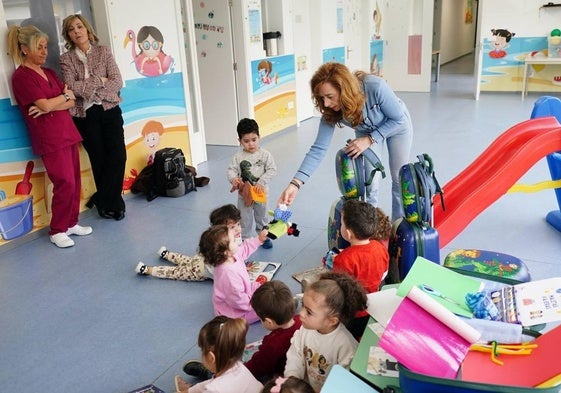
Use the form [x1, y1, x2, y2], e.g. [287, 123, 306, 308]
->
[261, 376, 314, 393]
[341, 199, 378, 240]
[198, 225, 230, 266]
[372, 207, 392, 241]
[237, 118, 259, 139]
[209, 204, 241, 226]
[198, 316, 248, 375]
[309, 271, 367, 325]
[250, 280, 295, 325]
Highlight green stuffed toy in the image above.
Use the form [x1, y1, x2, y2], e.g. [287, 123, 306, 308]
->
[265, 205, 300, 240]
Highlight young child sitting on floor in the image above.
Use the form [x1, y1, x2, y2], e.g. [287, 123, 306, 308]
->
[284, 271, 367, 392]
[174, 316, 262, 393]
[135, 204, 242, 280]
[183, 280, 302, 383]
[330, 200, 390, 339]
[199, 224, 268, 323]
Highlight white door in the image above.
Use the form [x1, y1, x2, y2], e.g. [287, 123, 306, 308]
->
[344, 0, 369, 71]
[293, 0, 315, 121]
[192, 0, 239, 145]
[383, 0, 434, 92]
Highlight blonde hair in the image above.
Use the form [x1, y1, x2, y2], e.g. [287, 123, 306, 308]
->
[61, 14, 99, 50]
[310, 62, 366, 128]
[7, 25, 48, 65]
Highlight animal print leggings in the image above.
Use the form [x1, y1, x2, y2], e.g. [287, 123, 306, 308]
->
[150, 251, 209, 281]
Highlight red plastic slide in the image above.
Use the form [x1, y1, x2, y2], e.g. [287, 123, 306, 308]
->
[434, 116, 561, 248]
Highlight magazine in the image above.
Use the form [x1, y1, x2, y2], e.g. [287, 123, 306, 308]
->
[246, 261, 281, 283]
[291, 266, 328, 283]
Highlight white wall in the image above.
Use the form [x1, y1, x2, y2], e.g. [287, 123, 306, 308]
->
[440, 0, 476, 64]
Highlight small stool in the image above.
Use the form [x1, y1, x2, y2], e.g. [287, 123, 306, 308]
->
[444, 249, 531, 283]
[432, 49, 441, 82]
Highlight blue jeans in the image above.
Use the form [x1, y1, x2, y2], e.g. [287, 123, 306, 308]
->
[359, 110, 413, 221]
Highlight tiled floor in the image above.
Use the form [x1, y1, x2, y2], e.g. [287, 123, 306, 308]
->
[1, 55, 560, 393]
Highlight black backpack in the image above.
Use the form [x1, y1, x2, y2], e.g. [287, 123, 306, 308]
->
[153, 147, 195, 198]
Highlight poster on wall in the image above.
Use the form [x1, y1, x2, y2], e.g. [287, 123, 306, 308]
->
[323, 47, 345, 64]
[480, 30, 561, 92]
[251, 54, 297, 136]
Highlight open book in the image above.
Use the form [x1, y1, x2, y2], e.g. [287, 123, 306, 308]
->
[489, 276, 561, 326]
[246, 261, 281, 283]
[291, 266, 328, 283]
[378, 285, 481, 379]
[127, 385, 165, 393]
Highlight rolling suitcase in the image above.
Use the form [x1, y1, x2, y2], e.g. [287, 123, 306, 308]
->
[386, 218, 439, 283]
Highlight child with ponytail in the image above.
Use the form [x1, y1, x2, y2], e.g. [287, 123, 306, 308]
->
[174, 316, 262, 393]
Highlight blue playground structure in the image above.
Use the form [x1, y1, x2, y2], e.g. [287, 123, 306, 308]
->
[530, 95, 561, 232]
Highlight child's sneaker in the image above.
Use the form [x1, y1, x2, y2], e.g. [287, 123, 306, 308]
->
[158, 246, 168, 259]
[182, 359, 213, 381]
[261, 238, 273, 249]
[135, 262, 148, 275]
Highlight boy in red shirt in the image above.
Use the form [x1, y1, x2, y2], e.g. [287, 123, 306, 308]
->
[183, 280, 301, 382]
[332, 199, 390, 339]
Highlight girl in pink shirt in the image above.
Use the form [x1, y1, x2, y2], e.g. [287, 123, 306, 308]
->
[199, 225, 268, 323]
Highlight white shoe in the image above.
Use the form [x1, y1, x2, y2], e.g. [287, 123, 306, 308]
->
[66, 224, 93, 236]
[135, 262, 148, 275]
[50, 233, 75, 248]
[158, 246, 168, 259]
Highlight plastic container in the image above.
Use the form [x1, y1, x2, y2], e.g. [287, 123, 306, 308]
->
[0, 195, 33, 240]
[263, 31, 281, 57]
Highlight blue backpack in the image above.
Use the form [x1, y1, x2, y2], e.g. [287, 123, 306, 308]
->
[335, 141, 386, 200]
[400, 153, 445, 225]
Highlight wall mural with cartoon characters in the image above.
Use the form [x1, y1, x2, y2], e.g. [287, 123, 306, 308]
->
[370, 0, 384, 76]
[251, 54, 297, 136]
[481, 28, 561, 92]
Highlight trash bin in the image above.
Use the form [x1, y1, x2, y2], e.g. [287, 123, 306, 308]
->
[263, 31, 281, 57]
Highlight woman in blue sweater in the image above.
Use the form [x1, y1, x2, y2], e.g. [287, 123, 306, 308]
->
[278, 62, 413, 220]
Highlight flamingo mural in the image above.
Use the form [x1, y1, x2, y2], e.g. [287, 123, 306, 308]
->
[123, 26, 173, 77]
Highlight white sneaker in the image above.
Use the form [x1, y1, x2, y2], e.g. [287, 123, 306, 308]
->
[135, 262, 148, 275]
[158, 246, 168, 259]
[50, 233, 75, 248]
[66, 224, 93, 236]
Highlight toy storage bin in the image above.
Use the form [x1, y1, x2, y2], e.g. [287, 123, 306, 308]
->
[0, 195, 33, 240]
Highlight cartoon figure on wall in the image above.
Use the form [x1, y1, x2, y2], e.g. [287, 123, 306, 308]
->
[373, 1, 382, 39]
[257, 60, 278, 86]
[124, 25, 173, 76]
[142, 120, 165, 165]
[489, 29, 515, 59]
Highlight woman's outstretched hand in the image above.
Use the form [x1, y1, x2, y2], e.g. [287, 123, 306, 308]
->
[277, 183, 299, 206]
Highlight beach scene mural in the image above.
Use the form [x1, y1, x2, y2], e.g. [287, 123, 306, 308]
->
[480, 34, 561, 92]
[251, 54, 297, 136]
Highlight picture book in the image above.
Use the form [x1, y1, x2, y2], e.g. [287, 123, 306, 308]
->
[367, 346, 399, 377]
[291, 265, 328, 283]
[379, 285, 481, 379]
[245, 261, 281, 283]
[127, 385, 166, 393]
[461, 323, 561, 387]
[488, 277, 561, 326]
[397, 256, 483, 318]
[243, 339, 262, 363]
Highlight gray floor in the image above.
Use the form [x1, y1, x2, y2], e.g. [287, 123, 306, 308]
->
[1, 54, 560, 393]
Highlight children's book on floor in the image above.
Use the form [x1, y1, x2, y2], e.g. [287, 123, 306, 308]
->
[242, 339, 262, 363]
[127, 384, 166, 393]
[291, 265, 328, 283]
[245, 261, 281, 283]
